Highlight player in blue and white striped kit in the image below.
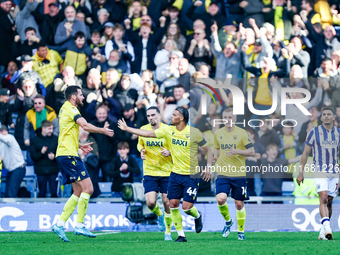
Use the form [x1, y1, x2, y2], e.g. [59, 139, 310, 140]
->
[297, 107, 340, 240]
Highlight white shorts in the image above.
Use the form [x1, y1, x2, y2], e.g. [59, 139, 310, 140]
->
[314, 176, 339, 197]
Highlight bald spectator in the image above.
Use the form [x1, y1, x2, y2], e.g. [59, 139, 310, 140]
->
[53, 66, 82, 113]
[54, 6, 87, 45]
[186, 28, 214, 71]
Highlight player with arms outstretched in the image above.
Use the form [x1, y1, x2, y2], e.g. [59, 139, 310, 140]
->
[137, 106, 173, 240]
[52, 86, 114, 242]
[213, 108, 255, 240]
[118, 107, 213, 242]
[297, 107, 340, 240]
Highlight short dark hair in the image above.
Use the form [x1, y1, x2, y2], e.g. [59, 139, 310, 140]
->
[147, 106, 160, 114]
[305, 0, 314, 8]
[283, 121, 294, 127]
[168, 6, 179, 12]
[34, 94, 45, 101]
[322, 57, 332, 63]
[175, 106, 189, 124]
[91, 30, 100, 36]
[65, 86, 81, 100]
[37, 42, 47, 50]
[117, 141, 129, 150]
[74, 31, 86, 40]
[25, 27, 36, 34]
[321, 107, 334, 115]
[174, 84, 185, 90]
[41, 120, 53, 128]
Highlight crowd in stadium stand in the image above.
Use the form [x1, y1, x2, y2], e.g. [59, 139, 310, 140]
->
[1, 0, 340, 199]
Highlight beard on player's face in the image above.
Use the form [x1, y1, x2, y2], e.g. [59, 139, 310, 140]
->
[76, 97, 83, 107]
[150, 119, 157, 126]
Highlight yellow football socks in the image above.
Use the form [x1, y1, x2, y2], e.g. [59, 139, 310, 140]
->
[59, 194, 79, 223]
[236, 207, 246, 232]
[164, 212, 172, 234]
[218, 203, 231, 222]
[170, 207, 184, 236]
[77, 192, 91, 223]
[183, 206, 200, 219]
[150, 204, 163, 217]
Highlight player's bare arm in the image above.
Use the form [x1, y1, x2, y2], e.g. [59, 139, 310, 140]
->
[288, 155, 302, 164]
[213, 148, 220, 165]
[201, 145, 213, 182]
[297, 144, 312, 186]
[118, 118, 157, 138]
[77, 118, 114, 137]
[226, 147, 255, 157]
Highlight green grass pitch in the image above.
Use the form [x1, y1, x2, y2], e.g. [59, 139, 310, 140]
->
[1, 232, 340, 255]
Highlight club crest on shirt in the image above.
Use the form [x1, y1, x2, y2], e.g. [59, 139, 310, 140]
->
[81, 171, 86, 176]
[185, 133, 190, 139]
[172, 132, 175, 136]
[233, 135, 238, 140]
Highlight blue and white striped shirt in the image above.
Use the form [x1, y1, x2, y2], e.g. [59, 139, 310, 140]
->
[305, 125, 340, 173]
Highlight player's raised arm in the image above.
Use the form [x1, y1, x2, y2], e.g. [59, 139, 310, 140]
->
[77, 118, 114, 137]
[297, 143, 312, 186]
[118, 118, 157, 138]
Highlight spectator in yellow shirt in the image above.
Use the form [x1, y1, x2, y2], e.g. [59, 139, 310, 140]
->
[32, 42, 63, 107]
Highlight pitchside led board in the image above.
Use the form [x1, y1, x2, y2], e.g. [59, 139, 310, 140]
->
[1, 203, 340, 232]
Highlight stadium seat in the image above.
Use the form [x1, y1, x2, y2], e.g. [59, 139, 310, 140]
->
[24, 166, 37, 198]
[282, 181, 295, 197]
[98, 182, 112, 197]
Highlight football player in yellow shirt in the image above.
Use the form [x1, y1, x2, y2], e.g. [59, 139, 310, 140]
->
[52, 86, 114, 242]
[213, 108, 255, 241]
[118, 107, 213, 242]
[137, 106, 173, 240]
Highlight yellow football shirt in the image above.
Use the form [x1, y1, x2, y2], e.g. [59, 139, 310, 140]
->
[56, 101, 82, 157]
[155, 125, 208, 175]
[137, 123, 172, 177]
[214, 126, 253, 177]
